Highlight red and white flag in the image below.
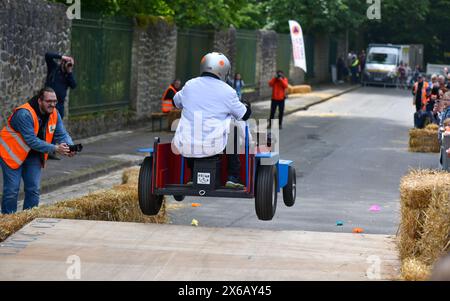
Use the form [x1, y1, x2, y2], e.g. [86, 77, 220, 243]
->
[289, 20, 307, 73]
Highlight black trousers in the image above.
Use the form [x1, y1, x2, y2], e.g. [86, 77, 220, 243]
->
[269, 99, 285, 128]
[186, 154, 241, 179]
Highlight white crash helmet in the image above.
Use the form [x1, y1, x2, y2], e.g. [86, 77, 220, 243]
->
[200, 52, 231, 82]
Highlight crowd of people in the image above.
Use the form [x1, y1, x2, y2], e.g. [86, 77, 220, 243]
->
[413, 68, 450, 129]
[412, 67, 450, 166]
[336, 50, 366, 84]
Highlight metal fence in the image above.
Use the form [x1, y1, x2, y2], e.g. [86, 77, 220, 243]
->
[304, 35, 315, 80]
[235, 30, 257, 88]
[176, 29, 214, 84]
[276, 34, 292, 78]
[70, 14, 133, 115]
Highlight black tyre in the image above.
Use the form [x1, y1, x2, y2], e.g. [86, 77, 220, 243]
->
[138, 157, 163, 215]
[174, 195, 185, 202]
[255, 165, 278, 221]
[282, 166, 296, 207]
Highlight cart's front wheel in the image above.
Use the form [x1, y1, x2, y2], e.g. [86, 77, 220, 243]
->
[282, 166, 296, 207]
[138, 157, 163, 215]
[255, 165, 278, 221]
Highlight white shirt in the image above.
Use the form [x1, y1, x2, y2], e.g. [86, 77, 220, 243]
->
[172, 76, 247, 158]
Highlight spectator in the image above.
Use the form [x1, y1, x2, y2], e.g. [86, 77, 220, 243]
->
[438, 75, 447, 93]
[350, 54, 360, 84]
[161, 79, 181, 113]
[430, 253, 450, 281]
[231, 73, 245, 100]
[397, 62, 406, 89]
[268, 70, 289, 129]
[337, 56, 346, 83]
[412, 74, 429, 112]
[446, 74, 450, 91]
[358, 50, 366, 81]
[45, 52, 77, 119]
[429, 74, 438, 89]
[0, 87, 76, 214]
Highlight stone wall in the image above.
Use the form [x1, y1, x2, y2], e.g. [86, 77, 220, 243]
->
[213, 27, 237, 74]
[0, 0, 71, 129]
[255, 30, 278, 99]
[130, 18, 178, 119]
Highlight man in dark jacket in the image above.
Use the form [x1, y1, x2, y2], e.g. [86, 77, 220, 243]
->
[45, 52, 77, 119]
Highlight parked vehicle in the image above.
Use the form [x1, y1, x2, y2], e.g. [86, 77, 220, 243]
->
[362, 44, 423, 87]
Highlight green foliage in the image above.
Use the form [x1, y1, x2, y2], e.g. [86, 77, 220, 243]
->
[265, 0, 367, 34]
[48, 0, 450, 63]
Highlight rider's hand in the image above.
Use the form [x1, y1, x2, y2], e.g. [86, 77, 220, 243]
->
[242, 99, 251, 110]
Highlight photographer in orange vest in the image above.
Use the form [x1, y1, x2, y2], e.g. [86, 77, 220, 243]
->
[0, 87, 76, 214]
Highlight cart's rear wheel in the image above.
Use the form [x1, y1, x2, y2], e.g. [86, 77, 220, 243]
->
[174, 195, 185, 202]
[138, 157, 163, 215]
[255, 165, 278, 221]
[282, 166, 296, 207]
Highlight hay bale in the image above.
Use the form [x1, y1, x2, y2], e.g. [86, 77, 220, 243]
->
[417, 190, 450, 265]
[425, 124, 439, 131]
[408, 128, 440, 153]
[287, 85, 295, 94]
[399, 169, 450, 209]
[398, 206, 427, 260]
[122, 167, 140, 185]
[0, 206, 83, 243]
[401, 258, 431, 281]
[0, 169, 167, 244]
[293, 85, 312, 94]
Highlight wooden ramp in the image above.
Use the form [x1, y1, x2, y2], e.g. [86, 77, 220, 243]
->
[0, 219, 400, 281]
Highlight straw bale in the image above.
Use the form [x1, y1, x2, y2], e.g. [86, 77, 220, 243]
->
[398, 206, 427, 260]
[408, 128, 440, 153]
[401, 258, 431, 281]
[122, 167, 140, 186]
[417, 190, 450, 265]
[293, 85, 312, 94]
[425, 124, 439, 131]
[0, 170, 168, 243]
[399, 169, 450, 209]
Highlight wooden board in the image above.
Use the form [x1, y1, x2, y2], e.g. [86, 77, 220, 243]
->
[0, 219, 400, 280]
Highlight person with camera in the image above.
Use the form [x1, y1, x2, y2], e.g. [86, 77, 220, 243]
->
[45, 52, 77, 119]
[0, 87, 78, 214]
[268, 70, 289, 129]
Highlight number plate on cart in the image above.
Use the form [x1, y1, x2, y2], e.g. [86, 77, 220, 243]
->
[197, 173, 211, 185]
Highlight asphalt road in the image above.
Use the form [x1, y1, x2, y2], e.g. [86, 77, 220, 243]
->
[167, 87, 438, 234]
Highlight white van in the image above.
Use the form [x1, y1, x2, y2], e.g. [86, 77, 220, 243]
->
[363, 44, 405, 86]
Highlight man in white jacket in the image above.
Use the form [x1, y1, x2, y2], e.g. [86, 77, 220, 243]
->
[172, 52, 251, 188]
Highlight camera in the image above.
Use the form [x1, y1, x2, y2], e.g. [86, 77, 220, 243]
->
[68, 144, 83, 153]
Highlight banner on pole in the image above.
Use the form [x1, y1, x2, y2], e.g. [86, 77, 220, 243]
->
[289, 20, 307, 73]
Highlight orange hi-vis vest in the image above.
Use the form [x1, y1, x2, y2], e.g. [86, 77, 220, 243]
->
[0, 103, 58, 169]
[161, 85, 177, 113]
[414, 81, 429, 103]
